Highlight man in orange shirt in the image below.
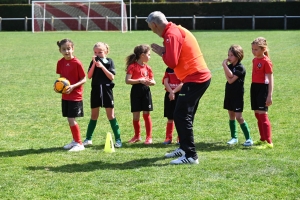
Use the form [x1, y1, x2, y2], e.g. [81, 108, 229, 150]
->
[146, 11, 211, 165]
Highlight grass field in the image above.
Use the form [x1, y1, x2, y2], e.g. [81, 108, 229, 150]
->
[0, 30, 300, 199]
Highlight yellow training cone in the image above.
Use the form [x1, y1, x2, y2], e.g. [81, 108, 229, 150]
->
[104, 132, 115, 153]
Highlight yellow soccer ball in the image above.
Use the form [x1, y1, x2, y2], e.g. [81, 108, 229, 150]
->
[54, 77, 70, 94]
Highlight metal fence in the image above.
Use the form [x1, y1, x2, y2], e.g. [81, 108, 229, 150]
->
[0, 15, 299, 31]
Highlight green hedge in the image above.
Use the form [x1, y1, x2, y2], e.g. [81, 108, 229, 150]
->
[130, 2, 300, 30]
[0, 2, 299, 31]
[0, 5, 31, 31]
[0, 0, 26, 4]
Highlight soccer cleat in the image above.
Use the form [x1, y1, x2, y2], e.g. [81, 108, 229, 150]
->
[68, 143, 85, 152]
[227, 138, 238, 145]
[165, 148, 185, 158]
[128, 136, 142, 143]
[253, 140, 266, 145]
[170, 156, 199, 165]
[144, 137, 153, 145]
[63, 141, 76, 150]
[163, 139, 172, 145]
[82, 139, 92, 146]
[266, 143, 274, 148]
[255, 142, 274, 149]
[114, 139, 122, 148]
[243, 139, 254, 147]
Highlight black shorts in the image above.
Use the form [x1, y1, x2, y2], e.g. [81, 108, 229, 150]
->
[90, 84, 114, 108]
[164, 92, 179, 120]
[223, 96, 244, 112]
[62, 100, 84, 118]
[130, 84, 153, 112]
[251, 83, 268, 111]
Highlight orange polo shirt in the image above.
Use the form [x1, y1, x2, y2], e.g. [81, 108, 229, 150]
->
[162, 22, 211, 83]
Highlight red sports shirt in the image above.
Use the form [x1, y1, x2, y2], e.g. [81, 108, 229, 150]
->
[162, 67, 181, 90]
[56, 57, 86, 101]
[126, 62, 153, 80]
[252, 56, 273, 84]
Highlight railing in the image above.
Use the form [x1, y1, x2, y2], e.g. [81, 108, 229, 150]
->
[0, 17, 30, 31]
[0, 15, 299, 31]
[135, 15, 300, 30]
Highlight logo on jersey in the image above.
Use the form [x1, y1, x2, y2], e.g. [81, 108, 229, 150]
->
[143, 71, 148, 77]
[166, 38, 170, 43]
[257, 63, 262, 69]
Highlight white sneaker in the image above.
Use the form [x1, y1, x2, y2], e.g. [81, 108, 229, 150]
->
[63, 141, 76, 150]
[114, 139, 122, 148]
[227, 138, 238, 145]
[83, 139, 92, 146]
[170, 156, 199, 165]
[243, 139, 253, 146]
[165, 148, 185, 158]
[69, 143, 85, 152]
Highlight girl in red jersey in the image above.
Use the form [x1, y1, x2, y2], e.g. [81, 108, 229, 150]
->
[125, 45, 156, 145]
[251, 37, 274, 149]
[162, 67, 182, 144]
[56, 39, 86, 152]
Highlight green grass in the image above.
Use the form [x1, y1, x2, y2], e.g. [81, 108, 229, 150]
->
[0, 30, 300, 199]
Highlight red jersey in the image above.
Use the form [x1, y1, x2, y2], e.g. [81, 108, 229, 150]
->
[126, 62, 153, 80]
[161, 22, 211, 83]
[162, 67, 181, 90]
[56, 57, 86, 101]
[252, 56, 273, 84]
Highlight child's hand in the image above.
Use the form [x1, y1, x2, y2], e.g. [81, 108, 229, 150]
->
[139, 78, 150, 86]
[168, 91, 175, 101]
[222, 59, 229, 66]
[92, 56, 97, 63]
[266, 95, 272, 107]
[64, 85, 74, 94]
[95, 61, 104, 69]
[144, 78, 154, 86]
[139, 78, 146, 85]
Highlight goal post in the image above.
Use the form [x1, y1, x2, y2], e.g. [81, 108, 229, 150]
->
[32, 0, 128, 32]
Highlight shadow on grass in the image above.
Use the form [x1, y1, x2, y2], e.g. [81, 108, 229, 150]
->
[0, 141, 250, 158]
[89, 142, 176, 150]
[0, 147, 65, 157]
[24, 142, 251, 173]
[89, 141, 248, 152]
[26, 156, 168, 172]
[195, 142, 251, 151]
[113, 141, 250, 152]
